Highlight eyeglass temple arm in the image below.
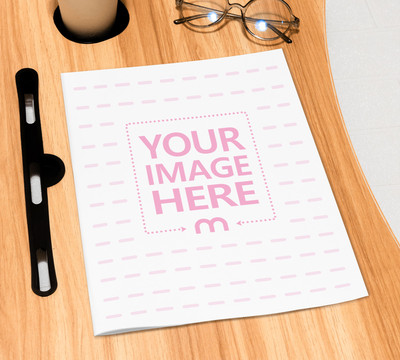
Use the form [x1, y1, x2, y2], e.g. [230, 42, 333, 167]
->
[174, 12, 293, 43]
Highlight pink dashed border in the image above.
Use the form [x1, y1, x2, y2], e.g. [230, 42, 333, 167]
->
[125, 111, 276, 235]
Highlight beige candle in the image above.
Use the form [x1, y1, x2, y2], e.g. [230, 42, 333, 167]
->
[58, 0, 118, 39]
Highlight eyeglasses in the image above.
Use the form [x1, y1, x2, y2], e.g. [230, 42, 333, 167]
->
[174, 0, 300, 43]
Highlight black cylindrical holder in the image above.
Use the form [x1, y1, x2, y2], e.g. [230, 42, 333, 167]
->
[53, 1, 130, 44]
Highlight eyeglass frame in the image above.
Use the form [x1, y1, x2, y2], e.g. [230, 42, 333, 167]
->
[174, 0, 300, 43]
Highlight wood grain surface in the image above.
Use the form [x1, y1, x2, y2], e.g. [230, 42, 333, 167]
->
[1, 0, 399, 359]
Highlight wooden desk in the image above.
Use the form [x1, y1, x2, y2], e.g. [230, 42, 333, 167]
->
[1, 0, 399, 358]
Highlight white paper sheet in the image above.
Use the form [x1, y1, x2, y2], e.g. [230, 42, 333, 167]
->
[61, 49, 368, 336]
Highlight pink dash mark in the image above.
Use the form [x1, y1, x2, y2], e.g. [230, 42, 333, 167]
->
[279, 181, 294, 186]
[112, 199, 127, 204]
[308, 197, 323, 202]
[100, 122, 114, 127]
[276, 255, 292, 260]
[230, 280, 247, 285]
[296, 160, 310, 165]
[179, 286, 196, 291]
[246, 241, 262, 245]
[295, 235, 310, 240]
[90, 202, 104, 207]
[246, 68, 259, 73]
[290, 140, 303, 145]
[285, 291, 302, 296]
[112, 199, 128, 205]
[97, 103, 111, 108]
[93, 223, 107, 228]
[209, 93, 223, 97]
[319, 232, 334, 237]
[226, 261, 242, 266]
[96, 241, 110, 247]
[200, 264, 217, 269]
[94, 84, 107, 89]
[284, 122, 297, 127]
[82, 144, 96, 149]
[160, 78, 174, 83]
[153, 289, 170, 294]
[260, 295, 276, 300]
[115, 82, 130, 87]
[146, 252, 163, 257]
[128, 293, 144, 298]
[204, 73, 218, 79]
[131, 310, 147, 315]
[226, 71, 239, 76]
[106, 160, 121, 166]
[118, 101, 134, 106]
[300, 252, 316, 257]
[268, 143, 282, 148]
[73, 86, 87, 91]
[119, 237, 134, 243]
[306, 271, 321, 276]
[257, 105, 271, 110]
[234, 298, 250, 303]
[76, 105, 89, 110]
[285, 200, 300, 205]
[266, 65, 278, 70]
[272, 84, 284, 89]
[274, 162, 288, 167]
[183, 304, 199, 309]
[171, 248, 188, 254]
[142, 99, 156, 104]
[124, 273, 140, 279]
[138, 80, 152, 85]
[252, 87, 265, 92]
[149, 270, 166, 275]
[196, 246, 213, 251]
[79, 124, 92, 129]
[231, 90, 245, 95]
[187, 95, 202, 100]
[251, 258, 266, 263]
[221, 243, 237, 248]
[324, 248, 340, 254]
[101, 277, 116, 283]
[121, 255, 137, 261]
[314, 215, 328, 220]
[106, 314, 122, 319]
[255, 277, 271, 282]
[208, 301, 225, 306]
[290, 218, 305, 223]
[277, 102, 290, 107]
[104, 297, 119, 302]
[175, 267, 191, 271]
[271, 238, 286, 243]
[98, 259, 113, 265]
[164, 97, 179, 102]
[280, 274, 296, 279]
[263, 125, 277, 130]
[310, 288, 327, 293]
[116, 219, 131, 225]
[302, 178, 316, 183]
[205, 283, 221, 288]
[182, 76, 196, 81]
[156, 307, 174, 312]
[87, 183, 101, 189]
[110, 180, 125, 186]
[330, 267, 346, 272]
[335, 283, 350, 289]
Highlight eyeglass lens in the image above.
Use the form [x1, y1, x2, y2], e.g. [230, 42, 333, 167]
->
[181, 0, 226, 27]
